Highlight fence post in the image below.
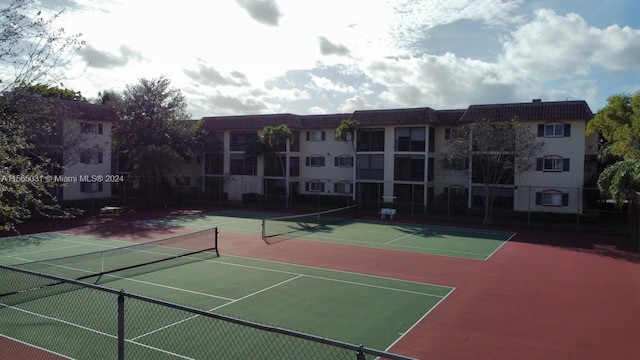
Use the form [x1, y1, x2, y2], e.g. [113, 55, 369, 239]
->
[356, 345, 365, 360]
[118, 290, 125, 360]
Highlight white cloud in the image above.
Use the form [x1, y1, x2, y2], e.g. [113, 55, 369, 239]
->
[308, 75, 355, 93]
[340, 95, 369, 113]
[366, 53, 518, 108]
[500, 9, 640, 82]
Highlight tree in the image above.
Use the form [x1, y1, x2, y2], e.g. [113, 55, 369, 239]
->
[335, 119, 360, 201]
[129, 145, 184, 207]
[253, 124, 294, 207]
[0, 0, 84, 231]
[0, 100, 72, 231]
[442, 118, 544, 224]
[586, 92, 640, 207]
[113, 76, 198, 206]
[114, 76, 194, 157]
[0, 0, 84, 93]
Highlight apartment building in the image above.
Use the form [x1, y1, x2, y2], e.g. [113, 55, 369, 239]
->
[197, 99, 596, 214]
[11, 95, 119, 201]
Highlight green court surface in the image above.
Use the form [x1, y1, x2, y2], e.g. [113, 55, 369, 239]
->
[0, 232, 453, 359]
[141, 210, 515, 260]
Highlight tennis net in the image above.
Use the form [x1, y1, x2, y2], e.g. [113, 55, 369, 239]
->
[0, 227, 219, 305]
[261, 204, 359, 244]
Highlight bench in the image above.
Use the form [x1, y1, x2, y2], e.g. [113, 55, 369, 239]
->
[380, 208, 396, 219]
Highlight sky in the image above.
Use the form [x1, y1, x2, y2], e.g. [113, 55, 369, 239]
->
[7, 0, 640, 118]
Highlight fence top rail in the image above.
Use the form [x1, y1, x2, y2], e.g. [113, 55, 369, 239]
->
[0, 264, 416, 360]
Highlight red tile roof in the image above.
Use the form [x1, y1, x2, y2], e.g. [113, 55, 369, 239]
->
[10, 95, 120, 122]
[460, 100, 593, 123]
[350, 107, 439, 126]
[200, 100, 593, 131]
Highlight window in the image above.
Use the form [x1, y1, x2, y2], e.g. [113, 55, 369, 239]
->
[306, 155, 325, 167]
[428, 127, 435, 152]
[290, 157, 300, 177]
[394, 155, 424, 181]
[395, 127, 426, 152]
[334, 181, 352, 194]
[306, 130, 325, 141]
[538, 123, 571, 137]
[536, 157, 570, 172]
[536, 191, 569, 207]
[80, 149, 103, 164]
[334, 155, 353, 167]
[204, 153, 223, 175]
[290, 131, 300, 152]
[357, 154, 384, 180]
[229, 153, 257, 175]
[81, 122, 103, 134]
[357, 128, 385, 152]
[394, 183, 424, 203]
[428, 157, 434, 181]
[230, 132, 257, 151]
[80, 181, 103, 193]
[305, 180, 324, 192]
[265, 154, 286, 177]
[203, 132, 224, 152]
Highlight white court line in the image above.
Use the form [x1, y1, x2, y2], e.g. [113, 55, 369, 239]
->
[1, 302, 195, 359]
[0, 333, 74, 359]
[222, 253, 453, 290]
[2, 243, 90, 257]
[484, 232, 517, 261]
[131, 275, 304, 341]
[385, 286, 456, 353]
[301, 233, 491, 258]
[384, 227, 430, 245]
[211, 259, 444, 298]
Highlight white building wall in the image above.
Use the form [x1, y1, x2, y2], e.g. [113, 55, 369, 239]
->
[514, 119, 587, 213]
[299, 129, 353, 195]
[63, 119, 112, 201]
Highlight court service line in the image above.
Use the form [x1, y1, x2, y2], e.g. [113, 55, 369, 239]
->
[223, 253, 453, 290]
[301, 234, 491, 258]
[384, 227, 430, 245]
[1, 243, 91, 258]
[209, 259, 445, 298]
[131, 275, 304, 342]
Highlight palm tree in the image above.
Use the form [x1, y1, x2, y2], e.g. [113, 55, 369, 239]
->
[129, 144, 185, 207]
[335, 119, 360, 201]
[252, 125, 294, 207]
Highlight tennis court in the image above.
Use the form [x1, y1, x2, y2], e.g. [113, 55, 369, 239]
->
[139, 209, 515, 260]
[0, 230, 452, 359]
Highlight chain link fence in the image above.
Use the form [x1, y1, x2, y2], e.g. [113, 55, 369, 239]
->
[154, 175, 627, 235]
[0, 265, 414, 360]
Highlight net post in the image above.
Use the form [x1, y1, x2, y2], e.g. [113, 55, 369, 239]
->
[356, 345, 365, 360]
[214, 227, 220, 257]
[117, 289, 125, 360]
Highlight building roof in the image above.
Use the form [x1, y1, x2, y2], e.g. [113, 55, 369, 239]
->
[460, 100, 593, 123]
[350, 107, 440, 126]
[10, 95, 120, 122]
[202, 113, 302, 130]
[200, 100, 594, 131]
